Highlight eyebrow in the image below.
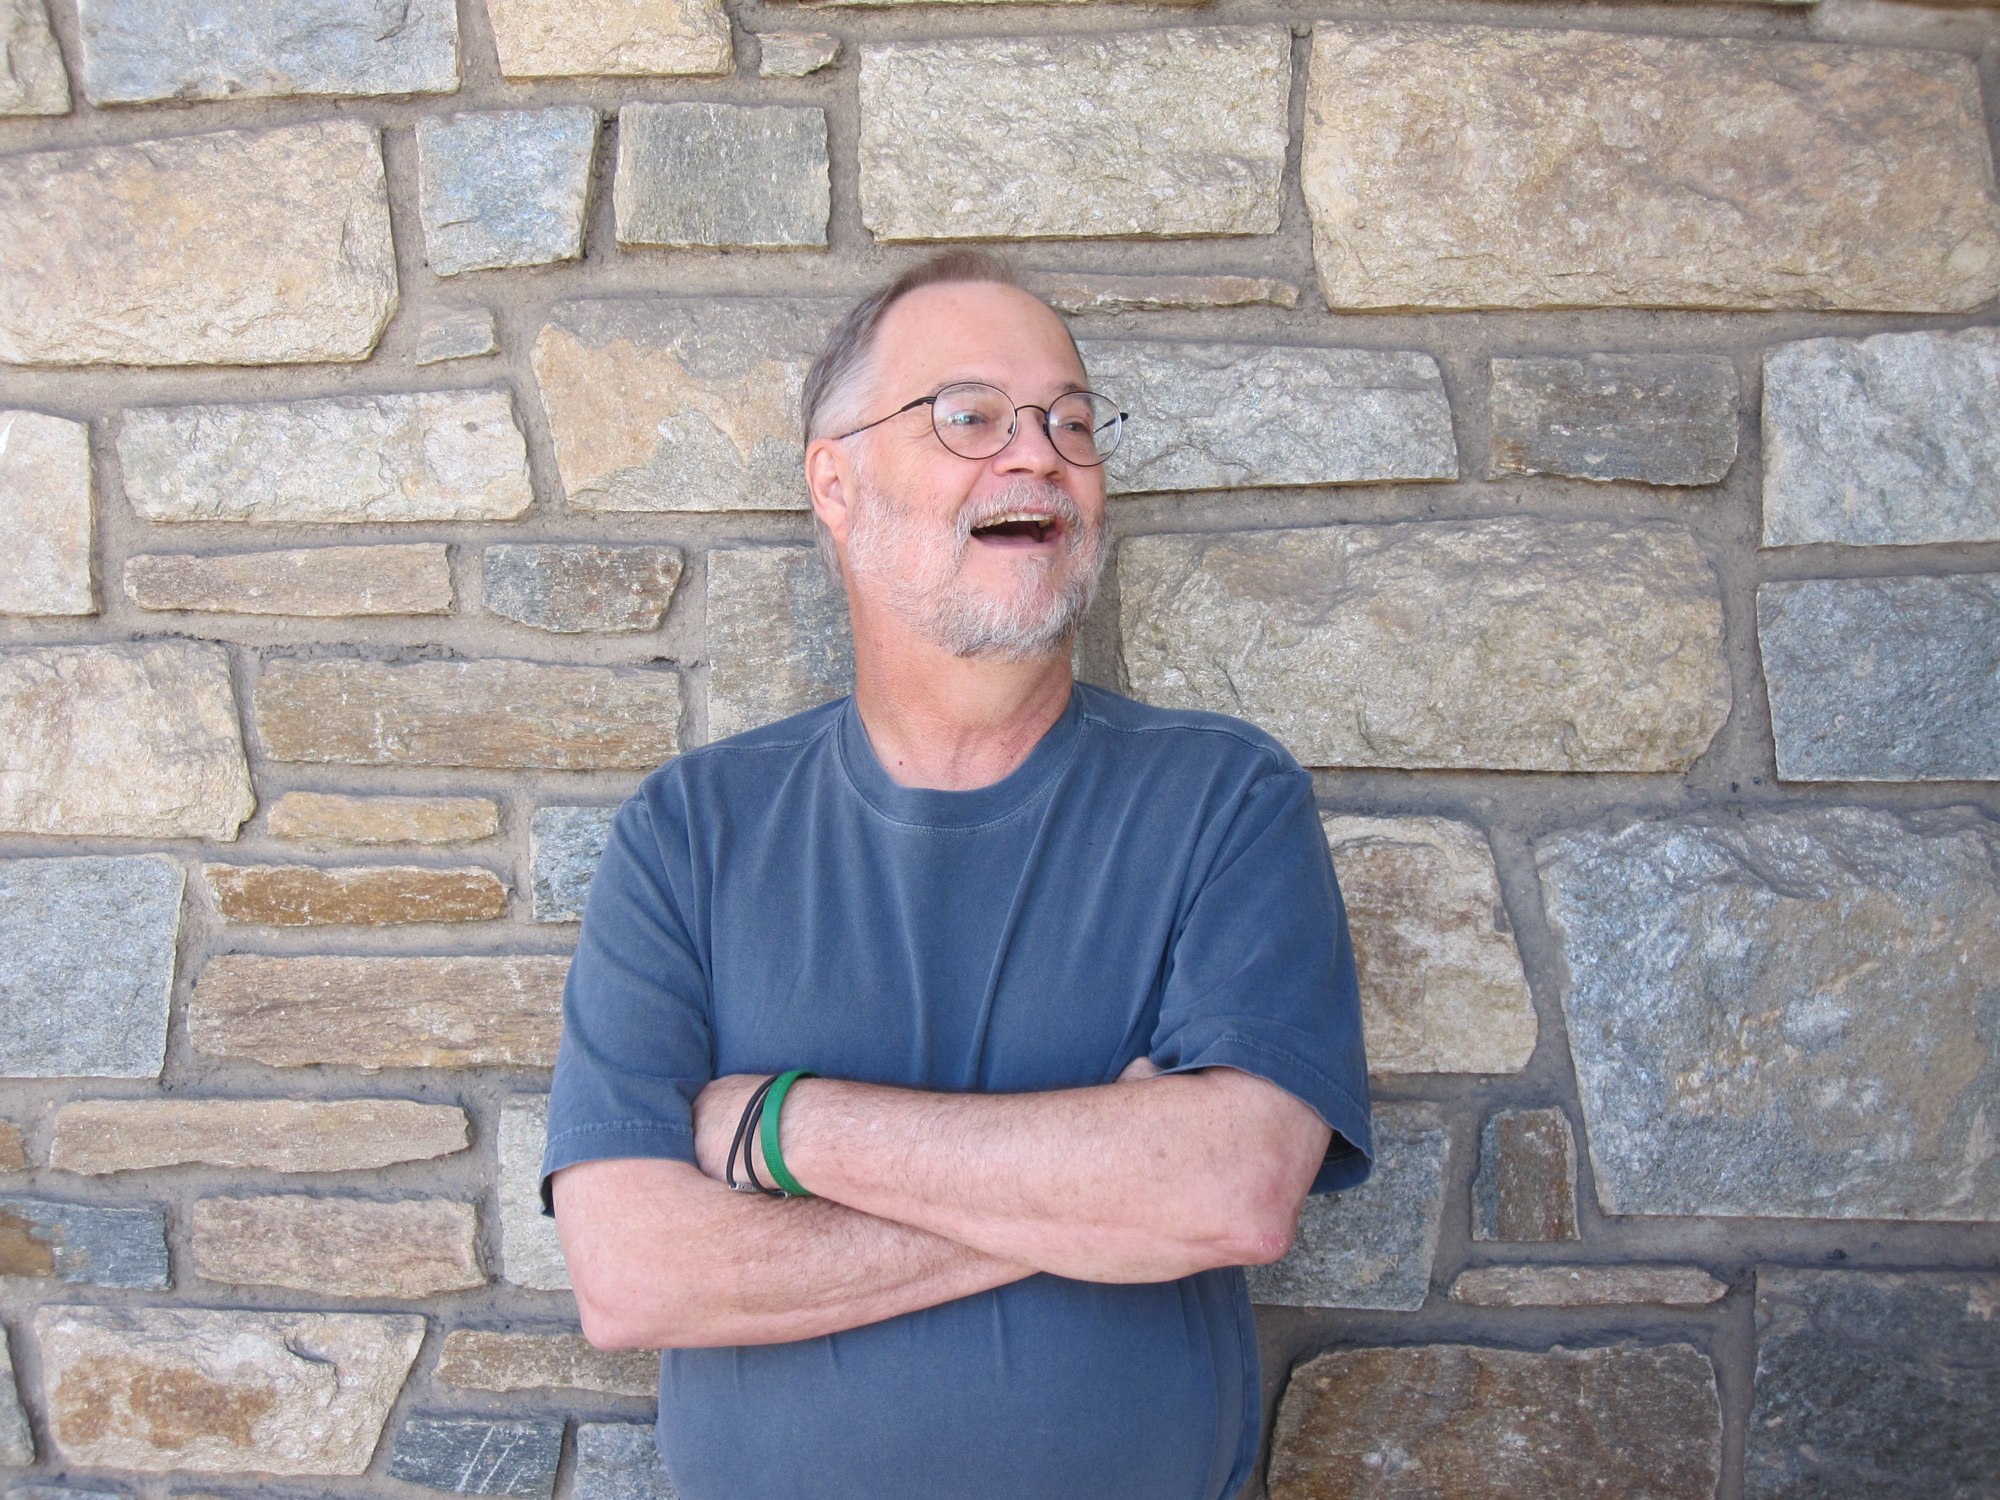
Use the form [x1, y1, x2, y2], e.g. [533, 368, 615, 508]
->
[932, 375, 1091, 399]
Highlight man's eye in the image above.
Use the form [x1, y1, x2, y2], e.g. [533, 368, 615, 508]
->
[941, 409, 992, 428]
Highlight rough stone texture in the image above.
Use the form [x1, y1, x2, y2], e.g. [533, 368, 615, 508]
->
[77, 0, 458, 104]
[1760, 576, 2000, 782]
[391, 1415, 564, 1498]
[706, 545, 853, 740]
[0, 642, 254, 839]
[0, 1198, 168, 1287]
[483, 544, 684, 633]
[269, 792, 500, 846]
[1763, 328, 2000, 547]
[1, 0, 67, 114]
[1120, 520, 1729, 772]
[1320, 815, 1534, 1075]
[861, 28, 1289, 241]
[486, 0, 730, 79]
[1474, 1107, 1580, 1242]
[1042, 274, 1299, 315]
[1451, 1265, 1729, 1308]
[192, 954, 568, 1070]
[125, 544, 454, 617]
[418, 108, 599, 276]
[1247, 1105, 1445, 1312]
[192, 1195, 484, 1298]
[120, 390, 531, 524]
[0, 1329, 28, 1465]
[37, 1306, 423, 1475]
[758, 32, 837, 78]
[436, 1332, 656, 1396]
[0, 410, 93, 616]
[257, 658, 681, 770]
[417, 307, 500, 365]
[1080, 342, 1457, 494]
[1303, 25, 2000, 312]
[0, 855, 182, 1079]
[1269, 1343, 1722, 1500]
[1538, 806, 2000, 1220]
[1748, 1270, 2000, 1498]
[1489, 355, 1740, 486]
[0, 1122, 22, 1172]
[51, 1098, 469, 1175]
[531, 806, 617, 922]
[533, 299, 830, 513]
[0, 121, 396, 367]
[202, 863, 509, 925]
[499, 1097, 569, 1290]
[574, 1423, 677, 1500]
[615, 103, 829, 249]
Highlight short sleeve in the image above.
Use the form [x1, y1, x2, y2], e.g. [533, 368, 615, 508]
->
[1148, 768, 1372, 1194]
[540, 788, 714, 1212]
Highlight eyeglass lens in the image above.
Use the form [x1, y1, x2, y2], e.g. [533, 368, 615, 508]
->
[931, 384, 1122, 467]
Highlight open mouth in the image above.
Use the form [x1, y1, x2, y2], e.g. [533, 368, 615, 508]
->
[970, 511, 1061, 546]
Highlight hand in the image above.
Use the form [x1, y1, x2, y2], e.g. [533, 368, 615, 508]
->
[1117, 1055, 1162, 1082]
[691, 1073, 772, 1183]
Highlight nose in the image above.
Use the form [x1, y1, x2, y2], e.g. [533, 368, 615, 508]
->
[992, 404, 1067, 477]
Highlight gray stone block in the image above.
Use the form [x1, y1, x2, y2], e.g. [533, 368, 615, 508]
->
[418, 108, 599, 276]
[0, 1197, 169, 1287]
[615, 103, 828, 249]
[484, 544, 684, 634]
[1538, 806, 2000, 1219]
[1, 0, 68, 116]
[0, 409, 94, 617]
[389, 1415, 562, 1497]
[706, 545, 853, 742]
[0, 1328, 29, 1464]
[757, 33, 838, 79]
[1760, 575, 2000, 782]
[77, 0, 458, 104]
[499, 1098, 568, 1290]
[530, 806, 618, 922]
[1473, 1107, 1579, 1242]
[1764, 328, 2000, 547]
[417, 309, 499, 366]
[1748, 1270, 2000, 1498]
[575, 1423, 678, 1500]
[0, 856, 183, 1078]
[1489, 354, 1738, 485]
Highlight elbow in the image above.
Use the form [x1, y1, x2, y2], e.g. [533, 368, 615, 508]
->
[1203, 1162, 1309, 1269]
[575, 1284, 668, 1351]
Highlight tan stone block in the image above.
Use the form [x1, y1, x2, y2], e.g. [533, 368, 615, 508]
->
[436, 1331, 656, 1395]
[0, 121, 396, 367]
[1450, 1265, 1728, 1308]
[1303, 25, 2000, 312]
[50, 1098, 468, 1175]
[125, 545, 453, 616]
[0, 641, 254, 839]
[1, 0, 68, 115]
[1322, 816, 1533, 1074]
[0, 410, 93, 616]
[1039, 274, 1300, 316]
[193, 1195, 484, 1298]
[498, 1095, 568, 1289]
[203, 864, 508, 925]
[1474, 1106, 1579, 1242]
[269, 791, 500, 846]
[485, 0, 731, 78]
[192, 954, 567, 1068]
[256, 657, 680, 770]
[0, 1120, 24, 1171]
[36, 1305, 423, 1474]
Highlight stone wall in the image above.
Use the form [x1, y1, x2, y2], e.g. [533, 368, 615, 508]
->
[2, 0, 1997, 1496]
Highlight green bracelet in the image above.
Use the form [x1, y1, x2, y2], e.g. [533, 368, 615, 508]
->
[760, 1069, 817, 1198]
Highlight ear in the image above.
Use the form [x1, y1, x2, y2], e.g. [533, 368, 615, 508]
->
[806, 437, 856, 549]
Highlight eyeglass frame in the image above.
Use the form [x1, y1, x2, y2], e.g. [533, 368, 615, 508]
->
[829, 381, 1128, 469]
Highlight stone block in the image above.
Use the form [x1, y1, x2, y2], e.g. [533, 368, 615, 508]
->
[485, 0, 731, 79]
[1303, 25, 2000, 312]
[0, 1329, 27, 1465]
[120, 390, 531, 524]
[1748, 1270, 2000, 1498]
[1041, 275, 1299, 316]
[531, 806, 617, 922]
[417, 308, 500, 365]
[1538, 806, 2000, 1219]
[37, 1306, 423, 1475]
[0, 410, 93, 616]
[51, 1098, 469, 1175]
[1321, 815, 1533, 1075]
[203, 863, 509, 925]
[1, 0, 67, 114]
[1760, 576, 2000, 782]
[0, 1122, 22, 1172]
[533, 298, 830, 512]
[1119, 520, 1728, 772]
[1473, 1107, 1578, 1242]
[500, 1097, 568, 1290]
[436, 1331, 656, 1396]
[860, 28, 1289, 241]
[574, 1423, 677, 1500]
[615, 103, 828, 249]
[125, 545, 454, 617]
[1763, 328, 2000, 547]
[1247, 1105, 1445, 1312]
[1451, 1265, 1728, 1308]
[391, 1415, 563, 1498]
[0, 121, 396, 367]
[758, 32, 837, 78]
[77, 0, 458, 103]
[1270, 1343, 1721, 1500]
[0, 855, 182, 1079]
[257, 657, 681, 771]
[1080, 342, 1457, 494]
[0, 1198, 167, 1287]
[1489, 355, 1739, 486]
[270, 792, 500, 846]
[193, 954, 568, 1069]
[484, 544, 684, 633]
[418, 108, 599, 276]
[706, 545, 852, 740]
[0, 642, 253, 839]
[193, 1195, 484, 1298]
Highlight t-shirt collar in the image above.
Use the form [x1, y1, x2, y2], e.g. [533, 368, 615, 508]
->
[836, 684, 1084, 830]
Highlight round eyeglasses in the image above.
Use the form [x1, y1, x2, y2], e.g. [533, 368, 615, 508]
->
[834, 382, 1126, 468]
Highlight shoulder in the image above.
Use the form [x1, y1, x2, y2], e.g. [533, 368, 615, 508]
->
[1071, 682, 1303, 783]
[641, 697, 845, 800]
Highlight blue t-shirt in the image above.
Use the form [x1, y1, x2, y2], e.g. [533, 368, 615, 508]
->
[543, 683, 1371, 1500]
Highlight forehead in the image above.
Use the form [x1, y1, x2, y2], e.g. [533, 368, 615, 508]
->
[871, 281, 1086, 396]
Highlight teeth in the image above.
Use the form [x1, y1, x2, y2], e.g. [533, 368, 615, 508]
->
[978, 511, 1055, 526]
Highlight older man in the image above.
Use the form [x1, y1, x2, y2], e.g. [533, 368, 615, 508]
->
[543, 252, 1371, 1500]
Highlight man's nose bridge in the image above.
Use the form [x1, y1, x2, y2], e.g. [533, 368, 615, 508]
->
[997, 402, 1064, 467]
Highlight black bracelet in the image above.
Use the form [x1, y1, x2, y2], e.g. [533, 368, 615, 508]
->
[725, 1076, 785, 1197]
